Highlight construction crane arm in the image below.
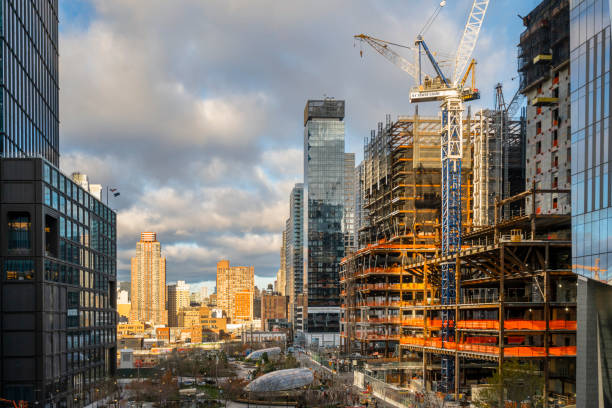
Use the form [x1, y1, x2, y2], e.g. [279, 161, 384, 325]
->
[354, 34, 419, 83]
[417, 36, 450, 87]
[453, 0, 490, 86]
[507, 89, 526, 118]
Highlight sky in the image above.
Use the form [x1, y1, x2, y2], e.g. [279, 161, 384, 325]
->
[57, 0, 538, 293]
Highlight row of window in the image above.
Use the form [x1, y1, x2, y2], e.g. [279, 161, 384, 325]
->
[67, 309, 115, 329]
[43, 164, 115, 225]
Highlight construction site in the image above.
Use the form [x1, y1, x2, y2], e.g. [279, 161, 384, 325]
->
[336, 0, 579, 404]
[340, 111, 575, 404]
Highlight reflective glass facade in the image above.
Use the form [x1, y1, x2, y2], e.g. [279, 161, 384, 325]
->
[0, 158, 117, 406]
[303, 99, 345, 333]
[1, 1, 60, 165]
[570, 1, 612, 406]
[570, 0, 612, 283]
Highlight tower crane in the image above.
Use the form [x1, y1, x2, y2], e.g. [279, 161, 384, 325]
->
[355, 0, 489, 395]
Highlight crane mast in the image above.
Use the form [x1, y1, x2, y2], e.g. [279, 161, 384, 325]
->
[354, 0, 489, 396]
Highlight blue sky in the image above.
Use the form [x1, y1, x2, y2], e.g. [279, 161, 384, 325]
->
[56, 0, 541, 293]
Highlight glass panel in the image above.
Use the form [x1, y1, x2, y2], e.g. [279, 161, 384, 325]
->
[5, 259, 35, 280]
[7, 212, 31, 250]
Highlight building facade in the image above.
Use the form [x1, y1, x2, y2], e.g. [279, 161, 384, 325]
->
[261, 293, 288, 322]
[0, 158, 117, 406]
[215, 260, 254, 322]
[302, 99, 345, 346]
[1, 1, 60, 166]
[167, 280, 190, 327]
[569, 0, 612, 405]
[130, 232, 167, 325]
[519, 0, 571, 215]
[343, 153, 356, 253]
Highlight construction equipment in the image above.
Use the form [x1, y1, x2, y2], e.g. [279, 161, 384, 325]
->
[354, 0, 490, 395]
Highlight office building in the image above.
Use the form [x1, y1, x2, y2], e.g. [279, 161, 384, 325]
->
[0, 157, 117, 405]
[302, 99, 345, 346]
[130, 232, 167, 325]
[278, 230, 287, 296]
[1, 1, 59, 166]
[167, 280, 190, 327]
[568, 0, 612, 405]
[343, 153, 356, 253]
[519, 0, 571, 215]
[215, 260, 254, 322]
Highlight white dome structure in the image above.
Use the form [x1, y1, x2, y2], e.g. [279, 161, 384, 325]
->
[245, 368, 314, 392]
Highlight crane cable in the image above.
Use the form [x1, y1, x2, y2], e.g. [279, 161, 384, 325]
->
[419, 0, 447, 37]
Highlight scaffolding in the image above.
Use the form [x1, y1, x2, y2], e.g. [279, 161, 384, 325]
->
[472, 85, 526, 227]
[342, 128, 576, 403]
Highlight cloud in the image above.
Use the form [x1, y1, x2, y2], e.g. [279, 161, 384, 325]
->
[58, 0, 531, 284]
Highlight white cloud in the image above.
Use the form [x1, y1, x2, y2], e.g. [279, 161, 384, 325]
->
[58, 0, 527, 283]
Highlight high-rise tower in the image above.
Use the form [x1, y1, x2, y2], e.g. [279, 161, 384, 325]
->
[287, 183, 304, 328]
[167, 280, 190, 327]
[215, 260, 254, 322]
[302, 99, 345, 346]
[130, 232, 167, 325]
[1, 1, 60, 165]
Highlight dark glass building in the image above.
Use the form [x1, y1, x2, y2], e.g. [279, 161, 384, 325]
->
[569, 0, 612, 405]
[302, 99, 345, 346]
[1, 1, 60, 165]
[0, 158, 117, 406]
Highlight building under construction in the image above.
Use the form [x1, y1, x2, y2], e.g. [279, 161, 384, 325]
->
[340, 113, 575, 403]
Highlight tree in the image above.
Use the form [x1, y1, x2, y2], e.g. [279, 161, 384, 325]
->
[474, 360, 545, 408]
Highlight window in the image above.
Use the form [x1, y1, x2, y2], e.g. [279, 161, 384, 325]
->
[567, 147, 571, 161]
[43, 164, 51, 183]
[5, 259, 34, 280]
[536, 121, 542, 134]
[553, 176, 558, 189]
[536, 161, 542, 174]
[45, 215, 58, 257]
[553, 197, 558, 209]
[536, 141, 542, 154]
[8, 212, 31, 251]
[552, 130, 558, 147]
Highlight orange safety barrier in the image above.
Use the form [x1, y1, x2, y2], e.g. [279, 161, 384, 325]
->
[402, 318, 425, 327]
[424, 338, 443, 348]
[457, 320, 499, 330]
[465, 336, 498, 344]
[456, 320, 577, 331]
[400, 336, 425, 346]
[458, 343, 500, 354]
[548, 346, 576, 356]
[549, 320, 577, 330]
[401, 337, 576, 357]
[428, 319, 444, 329]
[504, 347, 547, 357]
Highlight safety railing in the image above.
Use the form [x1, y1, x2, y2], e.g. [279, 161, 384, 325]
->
[400, 336, 577, 357]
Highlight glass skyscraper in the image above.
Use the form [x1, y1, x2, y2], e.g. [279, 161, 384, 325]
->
[1, 0, 60, 165]
[302, 99, 345, 346]
[570, 0, 612, 405]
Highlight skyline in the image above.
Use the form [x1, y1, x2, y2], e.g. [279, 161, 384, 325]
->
[57, 0, 536, 287]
